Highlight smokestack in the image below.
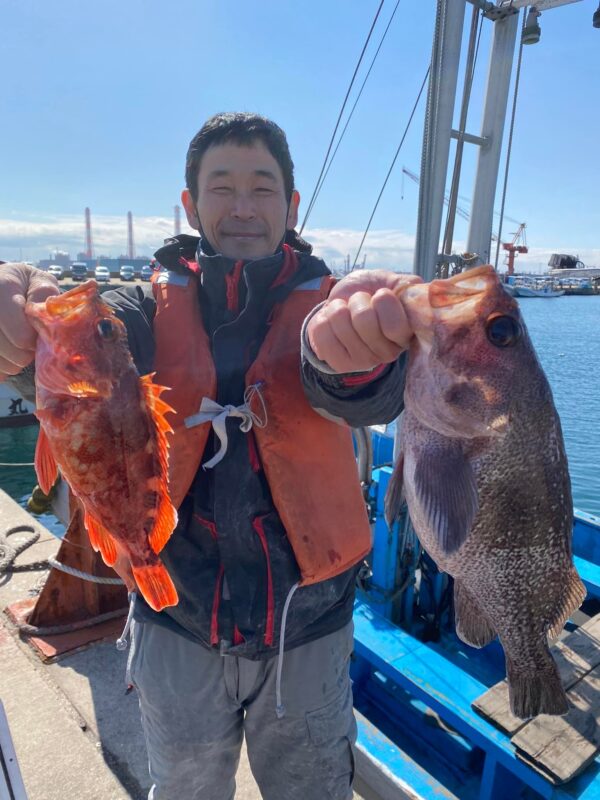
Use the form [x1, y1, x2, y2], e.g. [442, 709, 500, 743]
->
[84, 207, 94, 258]
[127, 211, 135, 260]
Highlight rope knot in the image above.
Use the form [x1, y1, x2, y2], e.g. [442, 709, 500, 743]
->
[184, 383, 267, 469]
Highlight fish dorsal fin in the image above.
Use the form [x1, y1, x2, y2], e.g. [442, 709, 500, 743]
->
[34, 425, 59, 494]
[140, 373, 178, 554]
[84, 511, 118, 566]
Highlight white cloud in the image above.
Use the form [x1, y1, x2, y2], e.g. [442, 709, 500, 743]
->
[1, 214, 598, 274]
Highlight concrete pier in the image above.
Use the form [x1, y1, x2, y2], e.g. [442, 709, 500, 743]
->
[0, 490, 371, 799]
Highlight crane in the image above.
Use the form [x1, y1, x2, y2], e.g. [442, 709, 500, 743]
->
[502, 223, 528, 276]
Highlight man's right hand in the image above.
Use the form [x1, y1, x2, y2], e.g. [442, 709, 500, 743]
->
[0, 263, 59, 380]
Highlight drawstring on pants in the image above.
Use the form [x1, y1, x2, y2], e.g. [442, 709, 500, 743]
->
[116, 592, 137, 651]
[275, 581, 300, 719]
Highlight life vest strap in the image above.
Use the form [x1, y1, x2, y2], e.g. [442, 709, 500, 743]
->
[185, 383, 267, 469]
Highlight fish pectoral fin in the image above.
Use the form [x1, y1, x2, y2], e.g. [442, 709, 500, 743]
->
[384, 453, 405, 528]
[132, 561, 178, 611]
[454, 581, 496, 648]
[547, 565, 586, 641]
[413, 440, 478, 554]
[34, 426, 59, 494]
[148, 495, 178, 555]
[84, 512, 118, 567]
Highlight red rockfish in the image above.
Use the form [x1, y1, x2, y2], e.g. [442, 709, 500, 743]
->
[26, 280, 179, 612]
[388, 265, 585, 719]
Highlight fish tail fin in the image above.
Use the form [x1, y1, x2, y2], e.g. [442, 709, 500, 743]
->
[506, 659, 568, 719]
[132, 561, 178, 612]
[547, 565, 586, 641]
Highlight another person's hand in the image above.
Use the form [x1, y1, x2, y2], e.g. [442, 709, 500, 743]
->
[0, 263, 59, 380]
[306, 269, 422, 373]
[112, 548, 137, 594]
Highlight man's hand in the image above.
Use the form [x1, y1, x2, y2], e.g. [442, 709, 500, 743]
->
[306, 269, 422, 373]
[0, 263, 59, 380]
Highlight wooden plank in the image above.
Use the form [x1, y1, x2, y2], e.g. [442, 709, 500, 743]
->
[512, 664, 600, 784]
[473, 612, 600, 735]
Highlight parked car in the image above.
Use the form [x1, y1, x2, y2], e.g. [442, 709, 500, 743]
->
[71, 262, 88, 281]
[95, 265, 110, 283]
[119, 264, 135, 281]
[48, 264, 63, 280]
[140, 264, 154, 281]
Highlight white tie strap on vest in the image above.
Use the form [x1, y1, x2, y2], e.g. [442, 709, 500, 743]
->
[184, 383, 267, 469]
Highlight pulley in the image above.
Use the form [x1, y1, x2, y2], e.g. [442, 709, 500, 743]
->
[522, 6, 542, 44]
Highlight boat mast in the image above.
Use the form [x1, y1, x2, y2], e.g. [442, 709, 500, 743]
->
[413, 0, 586, 280]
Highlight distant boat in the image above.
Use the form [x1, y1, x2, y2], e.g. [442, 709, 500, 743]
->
[0, 384, 36, 428]
[512, 277, 565, 298]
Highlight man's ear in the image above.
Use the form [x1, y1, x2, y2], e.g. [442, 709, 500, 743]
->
[286, 190, 300, 230]
[181, 189, 200, 232]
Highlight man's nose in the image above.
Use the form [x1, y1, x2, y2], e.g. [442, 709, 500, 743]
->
[230, 192, 256, 219]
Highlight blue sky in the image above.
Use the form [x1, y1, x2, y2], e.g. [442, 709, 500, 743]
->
[1, 0, 598, 271]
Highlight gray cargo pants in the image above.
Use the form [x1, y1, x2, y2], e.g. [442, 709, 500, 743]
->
[127, 619, 356, 800]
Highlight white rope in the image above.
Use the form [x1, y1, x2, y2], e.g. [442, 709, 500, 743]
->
[275, 581, 300, 719]
[185, 383, 267, 469]
[47, 556, 124, 585]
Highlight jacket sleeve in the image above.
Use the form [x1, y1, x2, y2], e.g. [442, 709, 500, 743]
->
[300, 302, 406, 428]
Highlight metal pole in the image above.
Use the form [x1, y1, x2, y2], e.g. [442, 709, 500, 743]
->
[466, 13, 519, 265]
[413, 0, 466, 280]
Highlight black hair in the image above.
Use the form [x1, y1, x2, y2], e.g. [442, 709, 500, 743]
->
[185, 112, 295, 204]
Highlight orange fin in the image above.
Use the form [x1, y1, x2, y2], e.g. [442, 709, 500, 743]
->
[84, 512, 118, 566]
[132, 561, 178, 611]
[148, 494, 178, 555]
[34, 425, 59, 494]
[140, 374, 177, 554]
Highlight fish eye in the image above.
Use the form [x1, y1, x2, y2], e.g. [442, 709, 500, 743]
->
[97, 318, 117, 340]
[485, 315, 521, 348]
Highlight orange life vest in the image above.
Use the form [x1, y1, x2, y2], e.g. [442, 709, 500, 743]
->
[151, 257, 372, 586]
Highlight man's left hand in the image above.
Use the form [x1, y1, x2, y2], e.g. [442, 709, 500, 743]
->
[306, 269, 422, 373]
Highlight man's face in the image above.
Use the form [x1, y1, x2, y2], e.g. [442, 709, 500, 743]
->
[182, 141, 299, 260]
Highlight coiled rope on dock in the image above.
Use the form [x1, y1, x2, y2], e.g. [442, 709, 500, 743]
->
[0, 525, 49, 572]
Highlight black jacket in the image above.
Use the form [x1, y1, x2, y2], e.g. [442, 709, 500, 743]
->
[99, 235, 406, 658]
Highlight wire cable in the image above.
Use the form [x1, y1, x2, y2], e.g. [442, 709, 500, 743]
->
[494, 8, 526, 270]
[303, 0, 403, 224]
[299, 0, 387, 235]
[351, 67, 430, 271]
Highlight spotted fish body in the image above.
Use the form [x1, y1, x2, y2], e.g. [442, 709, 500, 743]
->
[26, 280, 178, 611]
[387, 266, 585, 719]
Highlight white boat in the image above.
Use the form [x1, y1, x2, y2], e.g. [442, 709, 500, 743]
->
[0, 383, 36, 427]
[513, 278, 565, 298]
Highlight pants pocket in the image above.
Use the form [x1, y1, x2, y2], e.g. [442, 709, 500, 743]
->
[305, 685, 356, 800]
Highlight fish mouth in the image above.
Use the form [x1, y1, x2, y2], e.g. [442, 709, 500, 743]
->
[26, 280, 100, 329]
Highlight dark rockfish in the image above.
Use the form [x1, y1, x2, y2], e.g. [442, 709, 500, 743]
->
[387, 265, 585, 718]
[26, 280, 179, 612]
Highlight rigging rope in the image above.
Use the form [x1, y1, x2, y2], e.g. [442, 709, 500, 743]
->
[299, 0, 386, 235]
[0, 461, 35, 467]
[303, 0, 403, 223]
[351, 67, 430, 271]
[494, 8, 526, 271]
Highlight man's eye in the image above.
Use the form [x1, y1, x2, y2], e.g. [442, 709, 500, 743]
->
[255, 187, 274, 195]
[211, 186, 232, 194]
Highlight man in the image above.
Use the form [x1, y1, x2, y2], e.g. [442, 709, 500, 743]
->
[0, 113, 415, 800]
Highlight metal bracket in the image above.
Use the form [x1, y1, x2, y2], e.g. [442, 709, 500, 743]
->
[450, 128, 490, 147]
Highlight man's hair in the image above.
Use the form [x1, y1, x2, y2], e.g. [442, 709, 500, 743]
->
[185, 112, 295, 204]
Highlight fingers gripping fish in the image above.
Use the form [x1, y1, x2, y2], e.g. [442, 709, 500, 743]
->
[386, 266, 585, 719]
[26, 280, 179, 612]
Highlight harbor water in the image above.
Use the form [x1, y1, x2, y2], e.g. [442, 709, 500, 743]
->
[0, 295, 599, 524]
